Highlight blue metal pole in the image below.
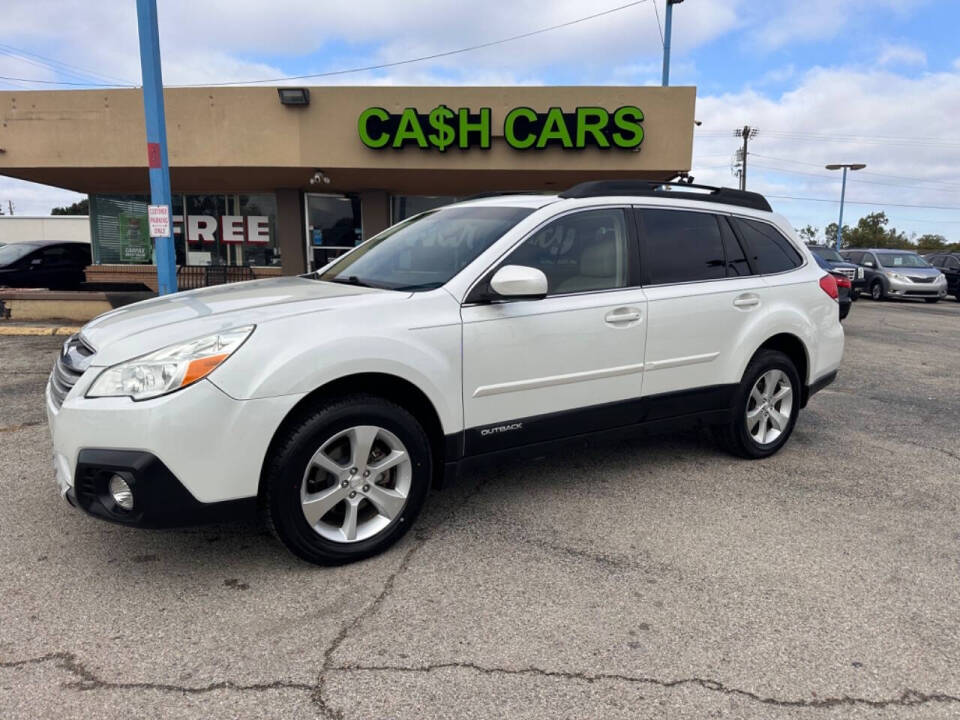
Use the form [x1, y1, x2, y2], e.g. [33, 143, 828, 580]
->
[835, 166, 848, 249]
[136, 0, 177, 295]
[661, 1, 673, 87]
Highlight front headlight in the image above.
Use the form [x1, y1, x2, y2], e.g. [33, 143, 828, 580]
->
[886, 271, 908, 281]
[87, 326, 254, 401]
[937, 273, 946, 283]
[857, 267, 864, 279]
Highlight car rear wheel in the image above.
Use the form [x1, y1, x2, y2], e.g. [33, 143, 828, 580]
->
[715, 350, 800, 459]
[264, 395, 431, 565]
[870, 280, 885, 301]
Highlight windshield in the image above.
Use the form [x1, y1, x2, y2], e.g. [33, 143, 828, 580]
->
[877, 252, 930, 268]
[0, 243, 38, 265]
[317, 206, 534, 291]
[811, 246, 843, 262]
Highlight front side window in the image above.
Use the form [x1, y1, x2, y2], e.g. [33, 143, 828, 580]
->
[318, 206, 533, 292]
[731, 217, 803, 274]
[877, 252, 930, 269]
[639, 209, 726, 284]
[503, 208, 630, 295]
[0, 243, 40, 266]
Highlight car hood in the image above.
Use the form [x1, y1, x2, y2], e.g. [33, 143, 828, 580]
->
[81, 275, 406, 366]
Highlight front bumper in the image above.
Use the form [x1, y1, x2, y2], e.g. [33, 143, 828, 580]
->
[69, 449, 257, 527]
[886, 276, 947, 298]
[47, 372, 304, 517]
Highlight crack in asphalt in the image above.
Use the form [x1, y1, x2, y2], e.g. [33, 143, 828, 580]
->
[335, 661, 960, 710]
[0, 652, 316, 694]
[6, 651, 960, 712]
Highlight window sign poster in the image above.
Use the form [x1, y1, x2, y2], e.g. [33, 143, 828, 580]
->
[118, 212, 152, 263]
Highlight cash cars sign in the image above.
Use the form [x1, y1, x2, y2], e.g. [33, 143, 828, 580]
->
[358, 104, 644, 151]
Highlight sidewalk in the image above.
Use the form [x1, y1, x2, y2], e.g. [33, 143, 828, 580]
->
[0, 323, 82, 336]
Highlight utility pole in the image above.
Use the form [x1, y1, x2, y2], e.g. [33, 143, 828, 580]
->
[6, 200, 13, 216]
[661, 0, 685, 86]
[733, 125, 758, 191]
[136, 0, 177, 294]
[825, 163, 866, 249]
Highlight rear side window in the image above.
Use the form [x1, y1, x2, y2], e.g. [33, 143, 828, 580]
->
[946, 257, 960, 269]
[731, 218, 803, 274]
[639, 209, 726, 284]
[719, 218, 752, 277]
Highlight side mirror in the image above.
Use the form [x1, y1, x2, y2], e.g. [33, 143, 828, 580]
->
[489, 265, 548, 299]
[863, 261, 875, 268]
[30, 258, 43, 267]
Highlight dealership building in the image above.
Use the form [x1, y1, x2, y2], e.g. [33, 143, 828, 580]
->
[0, 85, 695, 289]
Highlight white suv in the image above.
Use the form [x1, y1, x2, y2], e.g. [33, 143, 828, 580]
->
[47, 181, 844, 565]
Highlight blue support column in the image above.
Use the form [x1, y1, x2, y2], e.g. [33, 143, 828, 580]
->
[835, 166, 848, 250]
[661, 1, 674, 86]
[136, 0, 177, 294]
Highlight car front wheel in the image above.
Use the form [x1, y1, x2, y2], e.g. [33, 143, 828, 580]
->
[264, 395, 431, 565]
[870, 280, 885, 301]
[715, 350, 800, 459]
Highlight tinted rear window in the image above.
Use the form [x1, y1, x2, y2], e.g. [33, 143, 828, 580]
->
[639, 209, 726, 284]
[731, 218, 803, 274]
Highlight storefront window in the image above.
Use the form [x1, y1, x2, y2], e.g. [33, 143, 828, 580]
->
[391, 195, 458, 223]
[90, 193, 280, 267]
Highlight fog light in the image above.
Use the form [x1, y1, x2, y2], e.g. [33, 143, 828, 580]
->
[108, 474, 134, 511]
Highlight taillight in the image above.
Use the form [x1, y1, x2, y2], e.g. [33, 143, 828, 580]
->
[834, 274, 851, 289]
[819, 273, 839, 300]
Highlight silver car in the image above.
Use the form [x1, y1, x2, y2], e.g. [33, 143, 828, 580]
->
[841, 249, 947, 303]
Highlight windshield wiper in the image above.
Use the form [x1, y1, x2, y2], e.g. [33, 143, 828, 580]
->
[327, 275, 373, 288]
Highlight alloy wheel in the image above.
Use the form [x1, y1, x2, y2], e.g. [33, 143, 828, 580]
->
[300, 425, 412, 543]
[745, 369, 794, 446]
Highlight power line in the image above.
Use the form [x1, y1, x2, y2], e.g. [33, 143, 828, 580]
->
[177, 0, 652, 87]
[748, 153, 960, 190]
[0, 74, 125, 87]
[749, 161, 960, 193]
[0, 42, 136, 86]
[766, 194, 960, 211]
[652, 0, 665, 47]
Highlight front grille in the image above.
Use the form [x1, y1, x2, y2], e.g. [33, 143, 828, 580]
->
[49, 335, 95, 410]
[836, 268, 856, 281]
[908, 276, 934, 284]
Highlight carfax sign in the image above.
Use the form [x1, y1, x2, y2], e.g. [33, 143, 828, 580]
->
[358, 105, 644, 151]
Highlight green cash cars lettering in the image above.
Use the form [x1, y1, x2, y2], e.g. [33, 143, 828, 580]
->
[575, 107, 611, 148]
[459, 107, 491, 149]
[358, 107, 391, 148]
[393, 108, 429, 149]
[504, 107, 538, 149]
[611, 106, 644, 148]
[427, 105, 456, 152]
[536, 107, 573, 149]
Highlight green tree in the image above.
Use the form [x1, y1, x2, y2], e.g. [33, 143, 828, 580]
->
[915, 233, 948, 252]
[51, 198, 89, 215]
[797, 224, 820, 245]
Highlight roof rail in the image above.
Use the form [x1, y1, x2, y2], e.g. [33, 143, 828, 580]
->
[461, 190, 550, 201]
[558, 180, 773, 212]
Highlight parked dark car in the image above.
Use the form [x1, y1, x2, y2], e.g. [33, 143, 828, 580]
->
[0, 240, 91, 290]
[839, 248, 947, 303]
[832, 270, 852, 320]
[809, 245, 865, 297]
[924, 252, 960, 302]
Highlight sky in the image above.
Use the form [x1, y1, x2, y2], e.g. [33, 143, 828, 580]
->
[1, 0, 959, 242]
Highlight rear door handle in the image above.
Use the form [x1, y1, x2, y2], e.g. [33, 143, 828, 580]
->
[604, 308, 642, 324]
[733, 294, 760, 309]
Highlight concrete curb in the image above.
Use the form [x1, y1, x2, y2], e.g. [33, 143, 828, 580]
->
[0, 325, 81, 336]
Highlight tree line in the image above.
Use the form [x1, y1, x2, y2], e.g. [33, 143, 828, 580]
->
[797, 211, 958, 252]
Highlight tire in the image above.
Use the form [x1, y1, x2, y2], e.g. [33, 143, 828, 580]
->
[264, 394, 432, 565]
[715, 350, 801, 459]
[870, 280, 885, 301]
[924, 298, 939, 304]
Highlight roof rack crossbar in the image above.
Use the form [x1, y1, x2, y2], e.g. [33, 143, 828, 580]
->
[558, 180, 772, 212]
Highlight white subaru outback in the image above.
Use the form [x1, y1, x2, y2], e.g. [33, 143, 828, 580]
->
[47, 181, 844, 565]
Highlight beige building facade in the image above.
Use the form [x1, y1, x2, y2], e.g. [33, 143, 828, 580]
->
[0, 85, 696, 286]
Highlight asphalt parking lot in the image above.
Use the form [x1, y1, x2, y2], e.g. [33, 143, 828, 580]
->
[2, 298, 959, 719]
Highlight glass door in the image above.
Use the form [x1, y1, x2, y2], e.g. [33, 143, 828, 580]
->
[304, 194, 362, 271]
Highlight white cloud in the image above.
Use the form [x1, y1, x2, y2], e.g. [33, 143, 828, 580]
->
[876, 43, 927, 67]
[691, 63, 960, 239]
[0, 176, 85, 216]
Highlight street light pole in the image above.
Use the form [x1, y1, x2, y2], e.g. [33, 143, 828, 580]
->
[136, 0, 177, 295]
[661, 0, 684, 87]
[825, 163, 867, 249]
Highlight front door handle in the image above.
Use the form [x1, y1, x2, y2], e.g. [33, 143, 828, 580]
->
[733, 294, 761, 309]
[604, 308, 642, 324]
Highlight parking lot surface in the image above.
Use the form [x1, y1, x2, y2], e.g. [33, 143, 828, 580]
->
[2, 299, 959, 719]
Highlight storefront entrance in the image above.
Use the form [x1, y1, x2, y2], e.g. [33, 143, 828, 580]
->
[304, 194, 362, 271]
